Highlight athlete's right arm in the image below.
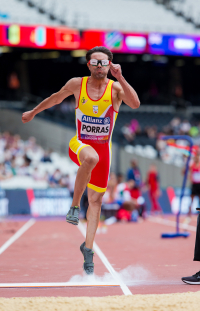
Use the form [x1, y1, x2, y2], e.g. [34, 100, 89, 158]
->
[22, 78, 81, 123]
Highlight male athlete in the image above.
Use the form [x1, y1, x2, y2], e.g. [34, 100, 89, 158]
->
[22, 46, 140, 274]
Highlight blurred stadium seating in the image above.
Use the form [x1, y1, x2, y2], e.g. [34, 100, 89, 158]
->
[0, 0, 199, 33]
[0, 132, 77, 189]
[158, 0, 200, 29]
[0, 0, 53, 25]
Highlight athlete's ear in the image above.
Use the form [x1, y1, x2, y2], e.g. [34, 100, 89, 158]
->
[87, 62, 91, 71]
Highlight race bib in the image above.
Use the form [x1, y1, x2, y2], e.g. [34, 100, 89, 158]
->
[81, 115, 110, 142]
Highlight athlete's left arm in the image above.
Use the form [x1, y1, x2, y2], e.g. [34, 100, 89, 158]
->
[110, 63, 140, 109]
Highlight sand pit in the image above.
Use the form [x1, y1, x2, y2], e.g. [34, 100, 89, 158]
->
[0, 291, 200, 311]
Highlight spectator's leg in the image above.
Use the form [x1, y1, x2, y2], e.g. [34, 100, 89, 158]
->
[150, 191, 162, 212]
[154, 194, 162, 212]
[188, 195, 194, 217]
[149, 191, 156, 212]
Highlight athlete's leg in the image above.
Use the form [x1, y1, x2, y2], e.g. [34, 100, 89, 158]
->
[72, 146, 99, 207]
[85, 188, 105, 249]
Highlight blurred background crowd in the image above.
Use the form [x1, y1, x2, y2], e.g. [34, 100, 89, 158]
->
[0, 130, 162, 221]
[121, 117, 200, 145]
[0, 131, 76, 190]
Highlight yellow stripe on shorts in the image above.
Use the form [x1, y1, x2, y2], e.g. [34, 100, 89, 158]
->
[69, 135, 90, 165]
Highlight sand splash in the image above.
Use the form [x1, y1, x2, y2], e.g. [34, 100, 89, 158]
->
[69, 265, 150, 286]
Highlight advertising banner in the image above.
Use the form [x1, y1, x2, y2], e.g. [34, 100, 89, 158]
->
[1, 23, 200, 56]
[0, 189, 8, 216]
[148, 33, 200, 56]
[0, 187, 198, 216]
[0, 189, 72, 216]
[0, 24, 80, 50]
[80, 30, 148, 54]
[27, 188, 72, 216]
[168, 187, 199, 214]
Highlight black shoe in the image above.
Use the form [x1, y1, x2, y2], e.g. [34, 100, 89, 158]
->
[80, 242, 94, 275]
[66, 206, 80, 225]
[182, 271, 200, 285]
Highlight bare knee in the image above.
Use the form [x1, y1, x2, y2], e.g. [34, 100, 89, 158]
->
[88, 193, 103, 207]
[86, 192, 104, 220]
[84, 153, 99, 168]
[87, 197, 102, 219]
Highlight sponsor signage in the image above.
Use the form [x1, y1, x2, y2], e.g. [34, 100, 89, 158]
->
[27, 189, 72, 216]
[0, 189, 72, 216]
[0, 24, 80, 49]
[80, 30, 148, 54]
[148, 33, 200, 56]
[81, 115, 110, 141]
[1, 23, 200, 56]
[0, 187, 199, 216]
[0, 189, 8, 216]
[169, 188, 199, 214]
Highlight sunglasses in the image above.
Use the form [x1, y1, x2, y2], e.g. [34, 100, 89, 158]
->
[88, 59, 110, 66]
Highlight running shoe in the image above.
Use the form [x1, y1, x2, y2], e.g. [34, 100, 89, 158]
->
[182, 271, 200, 285]
[80, 241, 85, 255]
[66, 206, 80, 225]
[80, 241, 94, 275]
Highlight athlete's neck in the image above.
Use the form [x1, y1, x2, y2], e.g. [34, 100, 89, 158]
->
[88, 76, 109, 88]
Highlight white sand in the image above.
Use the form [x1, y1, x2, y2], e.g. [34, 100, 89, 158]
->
[0, 291, 200, 311]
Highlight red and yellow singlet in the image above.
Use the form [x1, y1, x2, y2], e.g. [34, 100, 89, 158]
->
[69, 77, 118, 193]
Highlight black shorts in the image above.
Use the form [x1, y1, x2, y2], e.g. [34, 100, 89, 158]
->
[191, 183, 200, 196]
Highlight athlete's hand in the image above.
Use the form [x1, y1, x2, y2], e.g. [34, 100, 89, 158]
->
[110, 63, 122, 80]
[22, 110, 35, 123]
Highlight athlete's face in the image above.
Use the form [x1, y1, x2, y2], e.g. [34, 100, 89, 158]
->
[87, 52, 110, 80]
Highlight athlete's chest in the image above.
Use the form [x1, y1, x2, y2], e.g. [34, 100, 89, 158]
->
[74, 85, 108, 102]
[78, 79, 112, 117]
[86, 84, 108, 101]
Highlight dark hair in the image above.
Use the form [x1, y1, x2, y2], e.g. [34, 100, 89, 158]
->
[86, 46, 113, 62]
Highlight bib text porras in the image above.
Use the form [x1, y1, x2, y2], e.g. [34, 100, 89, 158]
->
[81, 115, 111, 141]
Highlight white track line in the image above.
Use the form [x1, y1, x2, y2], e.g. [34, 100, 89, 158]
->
[0, 218, 118, 289]
[0, 282, 119, 288]
[149, 217, 196, 232]
[0, 218, 36, 255]
[78, 221, 132, 296]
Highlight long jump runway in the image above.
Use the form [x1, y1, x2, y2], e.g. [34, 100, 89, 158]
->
[0, 215, 199, 298]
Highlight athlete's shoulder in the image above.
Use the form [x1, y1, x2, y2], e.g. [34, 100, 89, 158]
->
[64, 77, 82, 91]
[67, 77, 82, 86]
[112, 81, 123, 91]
